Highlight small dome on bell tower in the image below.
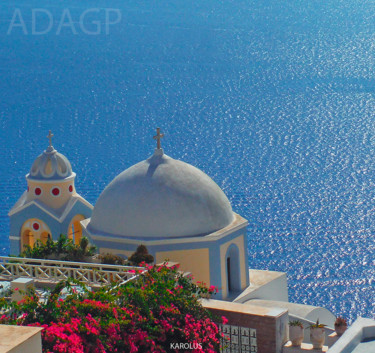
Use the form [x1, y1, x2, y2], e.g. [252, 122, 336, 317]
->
[27, 130, 74, 181]
[25, 131, 76, 209]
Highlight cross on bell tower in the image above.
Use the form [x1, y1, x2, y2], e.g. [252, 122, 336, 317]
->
[47, 130, 54, 147]
[153, 128, 164, 150]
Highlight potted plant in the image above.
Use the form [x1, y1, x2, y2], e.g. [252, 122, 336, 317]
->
[289, 320, 304, 346]
[309, 319, 326, 349]
[334, 317, 347, 337]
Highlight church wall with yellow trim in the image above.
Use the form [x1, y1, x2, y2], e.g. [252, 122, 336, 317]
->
[156, 248, 210, 285]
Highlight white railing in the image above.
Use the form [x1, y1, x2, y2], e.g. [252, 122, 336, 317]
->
[0, 256, 145, 287]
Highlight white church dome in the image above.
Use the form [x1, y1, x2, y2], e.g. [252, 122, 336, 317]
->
[88, 149, 234, 239]
[27, 131, 73, 181]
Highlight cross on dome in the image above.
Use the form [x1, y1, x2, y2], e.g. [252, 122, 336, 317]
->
[153, 128, 164, 150]
[47, 130, 54, 147]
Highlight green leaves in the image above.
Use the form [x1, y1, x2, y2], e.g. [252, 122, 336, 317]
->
[289, 320, 304, 328]
[309, 319, 327, 329]
[20, 235, 97, 262]
[128, 245, 154, 265]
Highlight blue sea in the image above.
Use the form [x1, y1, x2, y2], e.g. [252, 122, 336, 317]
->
[0, 0, 374, 323]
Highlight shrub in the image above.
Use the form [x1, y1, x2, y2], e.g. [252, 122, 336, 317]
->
[0, 263, 224, 352]
[128, 245, 154, 265]
[99, 253, 127, 266]
[20, 235, 97, 262]
[63, 236, 97, 262]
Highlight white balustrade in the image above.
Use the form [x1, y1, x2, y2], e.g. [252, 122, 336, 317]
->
[0, 256, 145, 287]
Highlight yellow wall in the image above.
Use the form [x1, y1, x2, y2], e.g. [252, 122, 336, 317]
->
[27, 180, 76, 209]
[220, 234, 246, 299]
[156, 248, 210, 286]
[99, 247, 134, 259]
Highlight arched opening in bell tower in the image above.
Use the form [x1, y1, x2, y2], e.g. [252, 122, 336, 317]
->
[68, 215, 85, 245]
[21, 229, 34, 250]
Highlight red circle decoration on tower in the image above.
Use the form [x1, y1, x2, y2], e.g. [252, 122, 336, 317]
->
[51, 187, 60, 196]
[69, 185, 73, 193]
[33, 222, 40, 231]
[35, 187, 42, 196]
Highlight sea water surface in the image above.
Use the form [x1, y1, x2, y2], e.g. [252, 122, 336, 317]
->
[0, 0, 374, 323]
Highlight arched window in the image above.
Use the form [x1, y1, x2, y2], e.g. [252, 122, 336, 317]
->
[20, 219, 52, 252]
[226, 244, 241, 293]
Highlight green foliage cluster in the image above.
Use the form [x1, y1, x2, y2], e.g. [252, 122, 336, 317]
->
[99, 253, 128, 266]
[289, 320, 303, 328]
[128, 244, 154, 265]
[20, 235, 97, 262]
[20, 237, 156, 267]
